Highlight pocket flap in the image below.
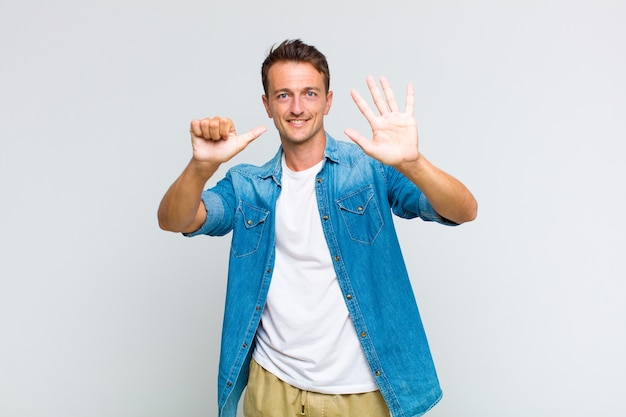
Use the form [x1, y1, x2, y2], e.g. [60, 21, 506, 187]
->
[336, 186, 374, 215]
[239, 202, 269, 229]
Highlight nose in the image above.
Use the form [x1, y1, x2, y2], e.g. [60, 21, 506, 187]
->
[290, 96, 303, 116]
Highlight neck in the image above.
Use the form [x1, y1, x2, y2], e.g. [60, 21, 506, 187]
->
[281, 137, 326, 172]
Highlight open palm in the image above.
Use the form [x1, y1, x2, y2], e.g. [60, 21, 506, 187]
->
[344, 76, 420, 166]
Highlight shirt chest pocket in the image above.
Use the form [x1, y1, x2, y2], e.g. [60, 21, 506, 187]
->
[336, 185, 384, 244]
[231, 202, 269, 257]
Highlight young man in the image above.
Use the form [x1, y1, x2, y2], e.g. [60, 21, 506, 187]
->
[158, 39, 477, 417]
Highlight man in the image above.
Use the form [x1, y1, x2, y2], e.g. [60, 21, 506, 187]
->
[158, 39, 477, 417]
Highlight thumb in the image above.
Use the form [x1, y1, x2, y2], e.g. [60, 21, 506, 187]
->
[344, 128, 371, 153]
[240, 125, 268, 145]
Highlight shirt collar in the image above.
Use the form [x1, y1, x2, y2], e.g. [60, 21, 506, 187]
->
[258, 131, 342, 184]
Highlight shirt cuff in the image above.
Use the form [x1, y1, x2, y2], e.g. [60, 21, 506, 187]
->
[183, 191, 226, 237]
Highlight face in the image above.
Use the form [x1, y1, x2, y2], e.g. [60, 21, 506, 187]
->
[262, 61, 333, 147]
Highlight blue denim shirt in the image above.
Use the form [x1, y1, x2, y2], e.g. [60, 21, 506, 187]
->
[188, 133, 456, 417]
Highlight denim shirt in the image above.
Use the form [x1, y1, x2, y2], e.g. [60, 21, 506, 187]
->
[187, 133, 456, 417]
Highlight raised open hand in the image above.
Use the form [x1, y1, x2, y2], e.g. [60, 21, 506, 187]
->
[189, 117, 267, 164]
[344, 77, 419, 167]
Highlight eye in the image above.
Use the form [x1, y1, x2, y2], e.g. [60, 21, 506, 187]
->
[277, 93, 288, 99]
[306, 91, 317, 97]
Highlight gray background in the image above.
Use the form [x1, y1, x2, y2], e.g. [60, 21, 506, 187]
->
[1, 0, 625, 416]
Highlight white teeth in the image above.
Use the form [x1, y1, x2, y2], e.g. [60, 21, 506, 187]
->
[290, 119, 305, 125]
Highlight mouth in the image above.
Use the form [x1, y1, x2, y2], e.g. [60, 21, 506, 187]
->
[288, 119, 308, 126]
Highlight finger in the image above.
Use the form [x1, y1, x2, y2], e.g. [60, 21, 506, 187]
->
[219, 117, 235, 139]
[405, 83, 415, 115]
[380, 76, 399, 113]
[366, 76, 389, 114]
[350, 89, 377, 124]
[198, 118, 212, 138]
[209, 118, 222, 140]
[190, 120, 201, 137]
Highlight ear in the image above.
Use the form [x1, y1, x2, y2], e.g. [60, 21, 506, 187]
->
[262, 95, 273, 118]
[324, 90, 333, 115]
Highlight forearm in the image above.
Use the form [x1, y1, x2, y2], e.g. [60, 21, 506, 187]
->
[157, 159, 221, 233]
[396, 155, 477, 224]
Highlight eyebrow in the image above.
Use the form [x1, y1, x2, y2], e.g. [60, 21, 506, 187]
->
[273, 86, 322, 94]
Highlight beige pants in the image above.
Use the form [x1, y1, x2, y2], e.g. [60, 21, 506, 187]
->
[244, 359, 391, 417]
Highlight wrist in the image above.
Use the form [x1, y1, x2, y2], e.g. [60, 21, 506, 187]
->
[395, 151, 428, 179]
[394, 148, 421, 171]
[188, 158, 220, 182]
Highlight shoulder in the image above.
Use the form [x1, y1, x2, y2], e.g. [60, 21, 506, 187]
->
[227, 148, 281, 180]
[228, 162, 266, 176]
[327, 137, 370, 168]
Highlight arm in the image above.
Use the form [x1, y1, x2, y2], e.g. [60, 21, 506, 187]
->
[344, 76, 477, 224]
[158, 117, 267, 233]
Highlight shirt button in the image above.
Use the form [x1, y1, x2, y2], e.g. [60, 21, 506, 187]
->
[226, 381, 232, 387]
[322, 215, 329, 221]
[360, 332, 367, 338]
[375, 371, 381, 377]
[317, 178, 322, 183]
[357, 206, 363, 212]
[247, 220, 252, 225]
[346, 294, 352, 300]
[334, 256, 340, 262]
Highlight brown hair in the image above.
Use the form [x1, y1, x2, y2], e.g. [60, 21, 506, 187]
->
[261, 39, 330, 95]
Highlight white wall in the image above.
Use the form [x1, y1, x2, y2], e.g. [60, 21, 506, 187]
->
[1, 0, 624, 416]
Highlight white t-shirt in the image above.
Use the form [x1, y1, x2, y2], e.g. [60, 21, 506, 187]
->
[252, 156, 378, 394]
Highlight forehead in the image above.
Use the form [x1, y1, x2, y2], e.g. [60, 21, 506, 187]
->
[266, 61, 325, 92]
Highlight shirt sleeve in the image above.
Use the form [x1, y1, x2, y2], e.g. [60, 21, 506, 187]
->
[384, 163, 458, 226]
[183, 173, 238, 237]
[183, 190, 229, 237]
[417, 192, 458, 226]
